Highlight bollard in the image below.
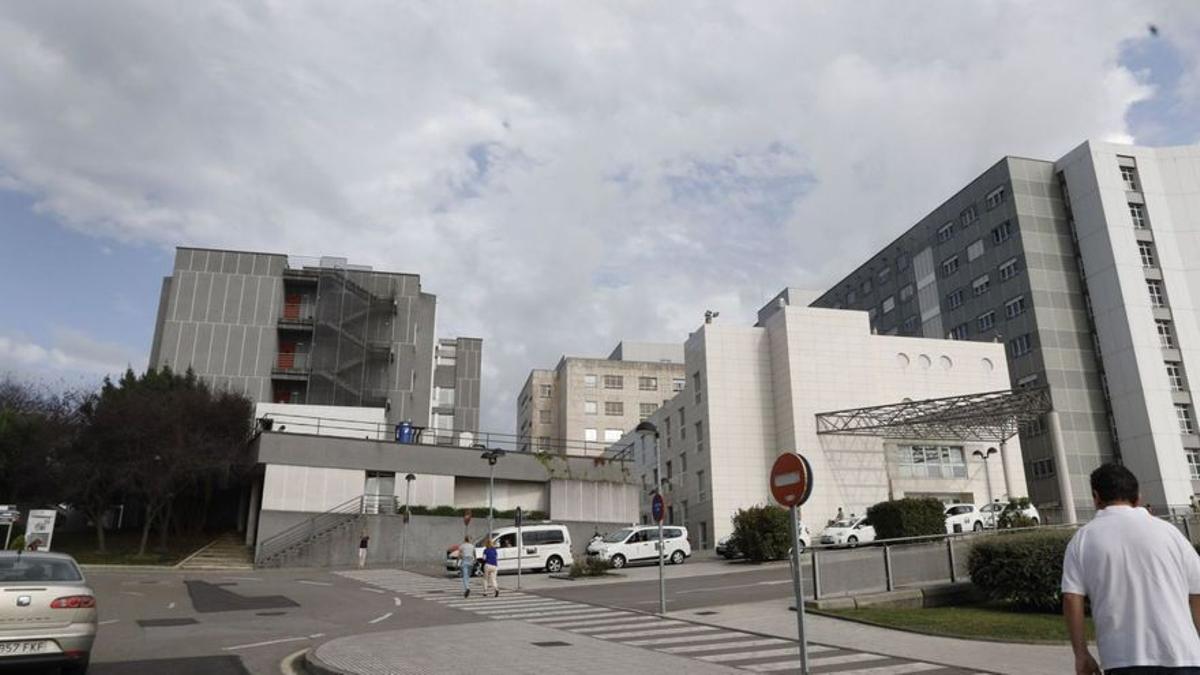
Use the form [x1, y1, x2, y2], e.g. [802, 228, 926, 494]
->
[883, 545, 894, 592]
[946, 538, 957, 584]
[811, 549, 822, 600]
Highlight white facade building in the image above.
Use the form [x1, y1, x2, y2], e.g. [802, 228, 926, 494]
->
[611, 299, 1028, 548]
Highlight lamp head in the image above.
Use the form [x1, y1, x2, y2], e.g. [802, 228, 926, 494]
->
[635, 421, 658, 436]
[405, 473, 416, 482]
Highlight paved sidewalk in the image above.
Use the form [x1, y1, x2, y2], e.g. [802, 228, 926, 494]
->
[671, 597, 1074, 675]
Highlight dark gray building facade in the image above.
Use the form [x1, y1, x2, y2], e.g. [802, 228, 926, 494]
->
[149, 247, 481, 431]
[812, 157, 1114, 523]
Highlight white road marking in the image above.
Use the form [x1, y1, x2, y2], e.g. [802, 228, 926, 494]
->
[368, 612, 393, 624]
[737, 652, 883, 668]
[98, 619, 120, 626]
[120, 591, 144, 597]
[361, 587, 385, 594]
[656, 637, 790, 652]
[798, 663, 946, 674]
[552, 614, 657, 629]
[393, 597, 403, 606]
[223, 576, 261, 581]
[167, 602, 176, 609]
[309, 633, 325, 639]
[296, 580, 333, 586]
[592, 625, 719, 640]
[222, 636, 309, 651]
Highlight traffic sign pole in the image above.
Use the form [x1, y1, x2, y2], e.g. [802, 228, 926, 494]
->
[789, 504, 810, 675]
[651, 492, 666, 615]
[516, 507, 523, 590]
[770, 452, 815, 675]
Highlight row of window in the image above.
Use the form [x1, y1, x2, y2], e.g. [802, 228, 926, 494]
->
[895, 445, 967, 479]
[941, 246, 1019, 281]
[1028, 458, 1055, 479]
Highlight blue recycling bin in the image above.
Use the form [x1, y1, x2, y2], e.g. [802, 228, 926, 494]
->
[395, 421, 415, 444]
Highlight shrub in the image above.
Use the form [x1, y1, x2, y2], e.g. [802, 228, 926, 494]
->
[7, 535, 24, 551]
[997, 497, 1037, 529]
[730, 505, 792, 562]
[569, 556, 613, 577]
[867, 498, 946, 540]
[968, 529, 1074, 611]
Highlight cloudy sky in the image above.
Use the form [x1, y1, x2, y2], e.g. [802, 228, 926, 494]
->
[2, 1, 1199, 433]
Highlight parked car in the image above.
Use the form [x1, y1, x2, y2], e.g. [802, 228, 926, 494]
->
[717, 521, 812, 559]
[586, 525, 691, 568]
[944, 503, 986, 533]
[978, 501, 1041, 528]
[443, 523, 573, 575]
[819, 516, 875, 547]
[0, 551, 96, 674]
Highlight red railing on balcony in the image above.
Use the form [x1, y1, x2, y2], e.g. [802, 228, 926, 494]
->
[275, 352, 310, 372]
[280, 301, 315, 323]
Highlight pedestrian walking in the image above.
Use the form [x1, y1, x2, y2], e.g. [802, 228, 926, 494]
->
[1062, 463, 1200, 674]
[357, 532, 370, 568]
[458, 536, 476, 598]
[482, 538, 500, 598]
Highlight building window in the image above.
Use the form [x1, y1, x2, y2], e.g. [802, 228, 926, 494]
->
[1158, 319, 1177, 349]
[946, 289, 964, 309]
[1009, 334, 1033, 357]
[1139, 242, 1157, 269]
[678, 407, 686, 427]
[972, 274, 991, 297]
[902, 315, 917, 333]
[1005, 295, 1027, 319]
[1120, 165, 1140, 191]
[697, 470, 707, 502]
[937, 222, 954, 242]
[861, 279, 872, 294]
[584, 374, 597, 387]
[878, 266, 891, 283]
[992, 221, 1012, 244]
[539, 410, 552, 423]
[604, 375, 624, 389]
[1017, 374, 1040, 389]
[693, 372, 702, 404]
[680, 452, 688, 472]
[1029, 458, 1056, 479]
[665, 460, 673, 481]
[584, 400, 598, 415]
[639, 402, 657, 420]
[1189, 451, 1200, 480]
[882, 296, 896, 314]
[433, 386, 456, 406]
[999, 257, 1021, 281]
[672, 378, 685, 392]
[960, 205, 978, 226]
[604, 401, 624, 416]
[897, 256, 910, 272]
[539, 385, 552, 398]
[1148, 279, 1167, 308]
[604, 429, 622, 443]
[584, 428, 597, 442]
[847, 289, 857, 304]
[868, 306, 878, 323]
[941, 256, 960, 277]
[638, 376, 658, 391]
[948, 324, 968, 340]
[967, 239, 985, 262]
[1167, 362, 1186, 391]
[899, 284, 914, 302]
[985, 186, 1007, 210]
[1130, 203, 1148, 229]
[1178, 404, 1196, 435]
[896, 445, 967, 478]
[978, 311, 996, 332]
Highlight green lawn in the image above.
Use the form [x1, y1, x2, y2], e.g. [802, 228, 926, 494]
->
[44, 529, 216, 566]
[823, 603, 1095, 643]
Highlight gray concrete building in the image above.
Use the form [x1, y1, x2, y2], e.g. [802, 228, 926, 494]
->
[517, 342, 686, 456]
[812, 141, 1200, 523]
[149, 247, 481, 432]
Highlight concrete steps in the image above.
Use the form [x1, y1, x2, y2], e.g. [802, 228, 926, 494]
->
[177, 533, 254, 570]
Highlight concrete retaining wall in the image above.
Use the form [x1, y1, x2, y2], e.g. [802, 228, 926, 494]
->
[258, 510, 629, 568]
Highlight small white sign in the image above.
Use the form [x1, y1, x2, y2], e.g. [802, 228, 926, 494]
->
[24, 510, 57, 551]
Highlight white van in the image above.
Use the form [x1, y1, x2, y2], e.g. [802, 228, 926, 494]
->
[585, 525, 691, 568]
[444, 523, 573, 575]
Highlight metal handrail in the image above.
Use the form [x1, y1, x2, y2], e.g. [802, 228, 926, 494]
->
[255, 496, 364, 565]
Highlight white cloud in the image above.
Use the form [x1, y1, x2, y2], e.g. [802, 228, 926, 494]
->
[0, 330, 142, 386]
[0, 2, 1193, 431]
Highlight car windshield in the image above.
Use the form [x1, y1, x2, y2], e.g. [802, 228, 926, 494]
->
[829, 519, 856, 528]
[603, 528, 634, 543]
[0, 557, 82, 583]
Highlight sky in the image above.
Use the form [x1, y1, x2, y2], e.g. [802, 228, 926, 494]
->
[1, 1, 1199, 434]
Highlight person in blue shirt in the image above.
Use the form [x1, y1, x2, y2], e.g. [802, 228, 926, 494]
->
[482, 538, 500, 598]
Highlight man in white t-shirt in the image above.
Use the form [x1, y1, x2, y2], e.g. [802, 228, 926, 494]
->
[1062, 463, 1200, 674]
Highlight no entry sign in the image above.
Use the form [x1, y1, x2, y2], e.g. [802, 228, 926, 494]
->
[770, 452, 814, 507]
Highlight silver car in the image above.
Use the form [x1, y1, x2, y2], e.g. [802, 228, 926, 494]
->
[0, 551, 96, 674]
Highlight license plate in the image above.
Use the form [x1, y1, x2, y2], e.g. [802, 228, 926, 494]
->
[0, 640, 59, 656]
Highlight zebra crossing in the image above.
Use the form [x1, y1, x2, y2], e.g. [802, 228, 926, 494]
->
[337, 569, 990, 674]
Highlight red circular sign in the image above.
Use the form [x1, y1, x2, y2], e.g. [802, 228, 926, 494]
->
[769, 452, 814, 507]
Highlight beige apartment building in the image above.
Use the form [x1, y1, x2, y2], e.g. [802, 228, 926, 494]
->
[517, 342, 686, 456]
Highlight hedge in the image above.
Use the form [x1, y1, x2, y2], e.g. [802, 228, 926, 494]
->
[730, 504, 792, 562]
[968, 529, 1074, 611]
[405, 505, 548, 522]
[867, 498, 946, 540]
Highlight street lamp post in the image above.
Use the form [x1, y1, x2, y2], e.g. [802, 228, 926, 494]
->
[636, 421, 666, 615]
[973, 447, 999, 525]
[401, 473, 415, 569]
[476, 446, 506, 534]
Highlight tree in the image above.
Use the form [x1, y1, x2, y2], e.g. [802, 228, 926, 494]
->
[86, 367, 253, 556]
[57, 392, 124, 553]
[0, 377, 84, 506]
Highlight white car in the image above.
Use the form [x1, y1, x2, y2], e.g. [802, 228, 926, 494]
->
[444, 523, 573, 575]
[586, 525, 691, 568]
[819, 516, 875, 547]
[944, 503, 986, 533]
[978, 501, 1041, 528]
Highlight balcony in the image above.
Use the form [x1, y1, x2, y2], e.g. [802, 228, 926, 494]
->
[278, 302, 315, 329]
[272, 352, 311, 380]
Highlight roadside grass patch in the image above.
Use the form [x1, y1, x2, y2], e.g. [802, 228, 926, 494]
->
[822, 601, 1094, 643]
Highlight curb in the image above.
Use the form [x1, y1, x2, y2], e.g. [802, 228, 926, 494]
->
[80, 564, 179, 571]
[302, 646, 352, 675]
[807, 608, 1074, 646]
[280, 647, 309, 675]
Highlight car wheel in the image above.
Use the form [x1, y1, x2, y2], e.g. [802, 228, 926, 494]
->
[545, 555, 564, 573]
[670, 550, 686, 565]
[847, 536, 858, 547]
[610, 554, 626, 569]
[973, 521, 984, 532]
[1031, 517, 1040, 526]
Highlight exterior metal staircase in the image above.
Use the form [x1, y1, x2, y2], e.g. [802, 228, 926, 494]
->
[254, 496, 365, 568]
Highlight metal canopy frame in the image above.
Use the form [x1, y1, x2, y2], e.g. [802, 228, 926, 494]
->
[815, 387, 1052, 442]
